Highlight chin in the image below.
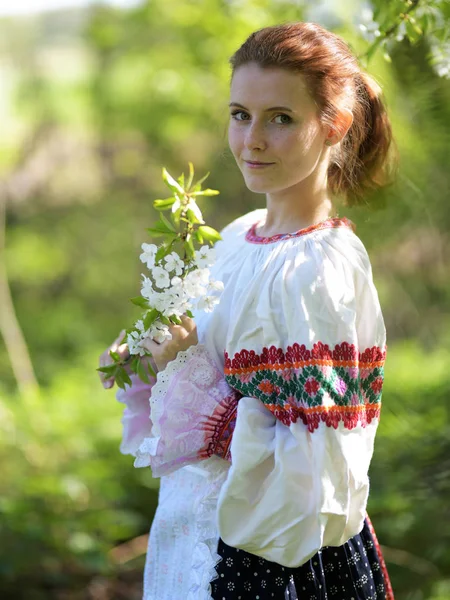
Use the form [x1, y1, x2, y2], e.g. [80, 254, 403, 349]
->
[242, 175, 275, 194]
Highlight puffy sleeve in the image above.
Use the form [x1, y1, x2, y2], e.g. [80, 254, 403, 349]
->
[217, 231, 387, 567]
[131, 345, 240, 476]
[115, 373, 156, 456]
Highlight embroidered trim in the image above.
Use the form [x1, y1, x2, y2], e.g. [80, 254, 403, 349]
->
[149, 344, 209, 438]
[135, 344, 241, 473]
[245, 216, 355, 244]
[365, 513, 395, 600]
[224, 342, 386, 432]
[199, 392, 239, 462]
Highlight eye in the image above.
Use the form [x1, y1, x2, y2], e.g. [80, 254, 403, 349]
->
[273, 114, 292, 124]
[230, 110, 250, 121]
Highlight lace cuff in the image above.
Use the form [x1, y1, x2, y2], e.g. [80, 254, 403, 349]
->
[116, 373, 156, 456]
[134, 344, 240, 476]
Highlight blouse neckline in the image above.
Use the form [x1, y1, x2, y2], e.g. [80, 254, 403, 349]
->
[245, 216, 355, 245]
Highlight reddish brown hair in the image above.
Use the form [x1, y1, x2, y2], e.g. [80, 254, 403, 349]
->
[229, 22, 396, 206]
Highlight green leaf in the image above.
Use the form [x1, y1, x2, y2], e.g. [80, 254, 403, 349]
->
[190, 188, 220, 197]
[172, 207, 182, 229]
[157, 218, 175, 234]
[137, 359, 150, 383]
[184, 239, 195, 260]
[147, 360, 156, 378]
[97, 365, 117, 375]
[115, 369, 126, 390]
[159, 315, 171, 325]
[116, 367, 132, 389]
[170, 315, 182, 325]
[155, 244, 168, 263]
[160, 213, 176, 233]
[130, 356, 140, 374]
[197, 225, 222, 243]
[186, 208, 203, 224]
[194, 229, 204, 244]
[146, 228, 166, 237]
[405, 17, 423, 44]
[162, 167, 184, 195]
[143, 308, 159, 330]
[130, 296, 149, 308]
[192, 171, 210, 191]
[153, 197, 176, 210]
[122, 368, 132, 387]
[177, 172, 185, 188]
[109, 350, 120, 362]
[186, 161, 195, 190]
[186, 310, 194, 318]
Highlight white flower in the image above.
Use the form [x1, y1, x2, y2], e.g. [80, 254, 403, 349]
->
[151, 289, 172, 312]
[197, 295, 220, 313]
[431, 41, 450, 79]
[127, 330, 146, 356]
[152, 266, 170, 289]
[171, 276, 183, 288]
[208, 278, 224, 293]
[165, 252, 184, 276]
[150, 321, 172, 344]
[395, 20, 406, 42]
[358, 21, 381, 42]
[141, 275, 155, 300]
[194, 245, 216, 269]
[187, 268, 210, 286]
[357, 7, 381, 43]
[184, 269, 209, 298]
[139, 243, 157, 269]
[135, 319, 145, 333]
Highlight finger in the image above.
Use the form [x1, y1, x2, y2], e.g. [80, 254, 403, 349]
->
[180, 314, 196, 332]
[180, 314, 194, 325]
[117, 343, 130, 360]
[116, 329, 126, 343]
[143, 339, 161, 354]
[111, 330, 127, 351]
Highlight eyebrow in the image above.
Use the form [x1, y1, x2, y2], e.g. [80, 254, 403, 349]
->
[229, 102, 293, 113]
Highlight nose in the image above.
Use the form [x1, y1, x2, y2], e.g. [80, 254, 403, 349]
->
[244, 122, 267, 151]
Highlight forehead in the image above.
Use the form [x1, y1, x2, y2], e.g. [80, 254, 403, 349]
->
[230, 62, 317, 112]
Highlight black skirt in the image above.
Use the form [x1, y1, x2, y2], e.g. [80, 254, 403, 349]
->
[211, 514, 394, 600]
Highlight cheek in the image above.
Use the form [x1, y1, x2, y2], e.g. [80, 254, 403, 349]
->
[285, 122, 322, 161]
[228, 124, 241, 156]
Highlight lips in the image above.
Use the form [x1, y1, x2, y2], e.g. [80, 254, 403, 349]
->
[244, 160, 275, 168]
[245, 160, 274, 165]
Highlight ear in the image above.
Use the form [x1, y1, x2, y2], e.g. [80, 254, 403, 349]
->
[325, 108, 354, 146]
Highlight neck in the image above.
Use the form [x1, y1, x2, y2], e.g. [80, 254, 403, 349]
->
[260, 163, 335, 237]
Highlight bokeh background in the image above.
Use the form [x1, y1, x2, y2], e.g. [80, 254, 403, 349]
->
[0, 0, 449, 598]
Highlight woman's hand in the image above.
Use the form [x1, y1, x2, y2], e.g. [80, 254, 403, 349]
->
[143, 315, 198, 373]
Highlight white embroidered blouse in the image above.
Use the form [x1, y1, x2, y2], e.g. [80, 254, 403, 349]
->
[115, 208, 387, 600]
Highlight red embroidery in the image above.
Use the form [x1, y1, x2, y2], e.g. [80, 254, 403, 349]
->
[365, 513, 395, 599]
[199, 390, 241, 462]
[304, 377, 320, 396]
[224, 341, 386, 373]
[245, 216, 356, 245]
[224, 342, 386, 431]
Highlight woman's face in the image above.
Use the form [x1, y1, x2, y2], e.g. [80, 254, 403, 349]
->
[228, 63, 327, 194]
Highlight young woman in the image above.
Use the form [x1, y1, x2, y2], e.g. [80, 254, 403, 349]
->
[99, 22, 395, 600]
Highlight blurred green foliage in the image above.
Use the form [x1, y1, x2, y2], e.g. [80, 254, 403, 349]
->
[0, 0, 449, 598]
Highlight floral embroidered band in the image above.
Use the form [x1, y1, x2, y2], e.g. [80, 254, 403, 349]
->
[200, 392, 239, 462]
[224, 342, 386, 432]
